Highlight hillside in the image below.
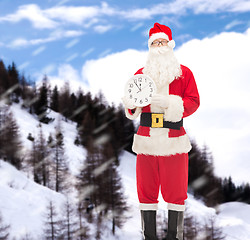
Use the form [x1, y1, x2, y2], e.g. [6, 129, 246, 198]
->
[0, 103, 250, 239]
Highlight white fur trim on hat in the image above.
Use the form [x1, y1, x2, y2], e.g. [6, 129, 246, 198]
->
[148, 32, 170, 48]
[168, 40, 175, 49]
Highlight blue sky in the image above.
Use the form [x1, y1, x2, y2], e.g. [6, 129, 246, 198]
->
[0, 0, 250, 82]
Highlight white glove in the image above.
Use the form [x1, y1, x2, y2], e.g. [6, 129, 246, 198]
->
[122, 96, 135, 109]
[151, 94, 169, 109]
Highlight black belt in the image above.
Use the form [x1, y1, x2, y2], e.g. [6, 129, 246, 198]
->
[140, 112, 183, 130]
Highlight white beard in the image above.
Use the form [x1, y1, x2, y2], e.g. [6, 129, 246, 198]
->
[143, 46, 182, 88]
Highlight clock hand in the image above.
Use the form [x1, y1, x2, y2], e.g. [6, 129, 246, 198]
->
[134, 79, 141, 92]
[137, 83, 142, 93]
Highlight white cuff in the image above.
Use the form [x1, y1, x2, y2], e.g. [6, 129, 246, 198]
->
[167, 203, 185, 212]
[139, 203, 158, 211]
[125, 107, 142, 120]
[164, 95, 184, 122]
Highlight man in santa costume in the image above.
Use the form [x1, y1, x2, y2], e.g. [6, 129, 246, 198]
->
[123, 23, 200, 240]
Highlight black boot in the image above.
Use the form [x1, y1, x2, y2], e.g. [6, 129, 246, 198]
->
[166, 210, 184, 240]
[141, 210, 158, 240]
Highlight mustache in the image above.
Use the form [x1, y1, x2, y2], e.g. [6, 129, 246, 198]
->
[149, 46, 171, 55]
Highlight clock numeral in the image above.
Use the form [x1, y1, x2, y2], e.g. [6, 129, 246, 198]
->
[150, 88, 153, 92]
[140, 99, 143, 104]
[129, 83, 133, 88]
[129, 94, 133, 99]
[134, 98, 137, 103]
[128, 89, 132, 93]
[138, 77, 142, 82]
[149, 82, 152, 87]
[149, 94, 152, 98]
[145, 98, 148, 102]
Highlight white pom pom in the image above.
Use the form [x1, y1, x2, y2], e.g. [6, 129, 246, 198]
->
[168, 40, 175, 49]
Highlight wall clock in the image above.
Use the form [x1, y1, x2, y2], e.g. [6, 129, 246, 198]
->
[124, 74, 157, 107]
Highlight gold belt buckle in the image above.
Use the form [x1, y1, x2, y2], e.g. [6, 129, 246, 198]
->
[151, 113, 164, 128]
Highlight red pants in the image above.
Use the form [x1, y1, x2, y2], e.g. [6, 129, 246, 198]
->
[136, 153, 188, 211]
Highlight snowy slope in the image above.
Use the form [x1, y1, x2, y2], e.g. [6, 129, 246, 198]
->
[10, 103, 87, 176]
[0, 103, 250, 239]
[0, 160, 65, 239]
[218, 202, 250, 240]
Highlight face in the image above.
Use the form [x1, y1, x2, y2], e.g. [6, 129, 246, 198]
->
[151, 38, 169, 47]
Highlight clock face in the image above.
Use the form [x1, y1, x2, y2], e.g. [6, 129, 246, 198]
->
[124, 74, 157, 107]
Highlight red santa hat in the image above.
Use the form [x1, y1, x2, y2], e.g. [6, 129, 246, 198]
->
[148, 22, 175, 49]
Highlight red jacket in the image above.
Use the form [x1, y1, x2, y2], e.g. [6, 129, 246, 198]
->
[125, 65, 200, 156]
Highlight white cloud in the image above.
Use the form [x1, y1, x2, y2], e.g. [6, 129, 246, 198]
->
[82, 49, 147, 105]
[0, 4, 57, 29]
[94, 25, 113, 34]
[0, 2, 116, 29]
[1, 1, 249, 29]
[37, 64, 88, 93]
[121, 0, 250, 20]
[44, 5, 100, 25]
[82, 28, 250, 184]
[9, 38, 28, 48]
[8, 30, 84, 48]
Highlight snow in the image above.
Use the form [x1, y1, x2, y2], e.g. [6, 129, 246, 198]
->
[218, 202, 250, 240]
[0, 160, 65, 239]
[1, 103, 250, 239]
[10, 103, 87, 176]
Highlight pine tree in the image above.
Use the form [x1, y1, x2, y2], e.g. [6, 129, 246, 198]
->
[20, 74, 30, 101]
[43, 201, 63, 240]
[76, 138, 99, 214]
[188, 140, 223, 207]
[71, 90, 88, 124]
[101, 141, 128, 234]
[0, 107, 22, 169]
[242, 183, 250, 203]
[0, 60, 10, 95]
[29, 136, 41, 184]
[114, 105, 135, 153]
[76, 200, 90, 240]
[0, 212, 10, 240]
[53, 121, 68, 193]
[50, 86, 59, 112]
[38, 127, 50, 187]
[7, 62, 21, 101]
[203, 215, 225, 240]
[58, 82, 71, 120]
[34, 75, 51, 123]
[29, 126, 50, 186]
[184, 210, 199, 240]
[61, 198, 78, 240]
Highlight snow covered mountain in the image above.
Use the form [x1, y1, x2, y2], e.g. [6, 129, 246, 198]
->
[0, 103, 250, 239]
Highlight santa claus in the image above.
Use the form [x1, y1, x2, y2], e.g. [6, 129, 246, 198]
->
[123, 23, 200, 240]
